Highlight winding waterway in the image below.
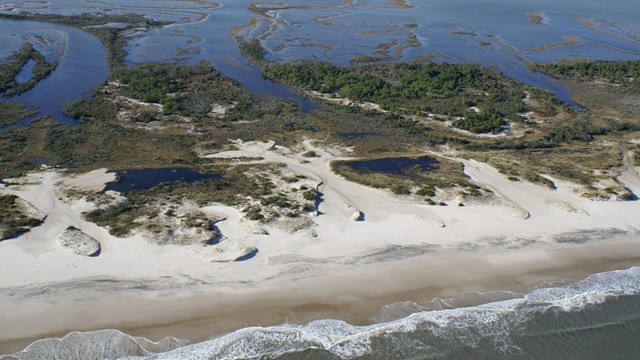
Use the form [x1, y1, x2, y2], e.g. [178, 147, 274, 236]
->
[2, 0, 640, 124]
[0, 18, 108, 126]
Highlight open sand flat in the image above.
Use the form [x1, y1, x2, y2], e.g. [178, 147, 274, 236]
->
[1, 140, 640, 353]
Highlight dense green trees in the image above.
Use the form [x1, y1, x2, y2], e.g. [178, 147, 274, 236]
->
[113, 60, 250, 117]
[263, 61, 528, 133]
[238, 39, 266, 63]
[63, 96, 118, 122]
[63, 61, 252, 121]
[456, 108, 507, 134]
[535, 61, 640, 93]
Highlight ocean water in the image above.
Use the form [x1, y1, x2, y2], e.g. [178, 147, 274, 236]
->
[4, 266, 640, 359]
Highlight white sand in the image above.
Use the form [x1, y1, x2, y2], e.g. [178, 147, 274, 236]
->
[1, 140, 640, 351]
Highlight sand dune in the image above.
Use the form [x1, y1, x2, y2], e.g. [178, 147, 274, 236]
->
[1, 140, 640, 353]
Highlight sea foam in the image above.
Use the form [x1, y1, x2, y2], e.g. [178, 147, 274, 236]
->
[5, 267, 640, 360]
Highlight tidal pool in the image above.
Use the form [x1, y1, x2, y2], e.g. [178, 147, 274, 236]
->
[342, 156, 440, 175]
[103, 168, 222, 193]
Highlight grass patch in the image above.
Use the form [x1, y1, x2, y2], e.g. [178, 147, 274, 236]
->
[468, 144, 624, 188]
[0, 102, 38, 126]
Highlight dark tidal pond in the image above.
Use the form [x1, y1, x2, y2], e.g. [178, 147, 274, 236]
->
[337, 133, 381, 139]
[103, 168, 222, 193]
[342, 156, 439, 175]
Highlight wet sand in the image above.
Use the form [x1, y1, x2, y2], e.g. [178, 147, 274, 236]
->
[2, 141, 640, 355]
[2, 237, 640, 354]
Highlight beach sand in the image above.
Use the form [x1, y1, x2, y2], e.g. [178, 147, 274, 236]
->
[1, 140, 640, 353]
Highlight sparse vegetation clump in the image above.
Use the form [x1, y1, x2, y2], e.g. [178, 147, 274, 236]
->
[533, 60, 640, 93]
[302, 189, 318, 201]
[82, 162, 318, 236]
[83, 176, 233, 238]
[0, 195, 43, 239]
[238, 38, 267, 63]
[456, 108, 507, 134]
[527, 11, 544, 25]
[84, 196, 215, 242]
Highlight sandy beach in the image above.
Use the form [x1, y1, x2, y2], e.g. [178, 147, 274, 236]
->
[1, 140, 640, 354]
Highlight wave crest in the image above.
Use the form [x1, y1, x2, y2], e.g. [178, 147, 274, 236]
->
[6, 267, 640, 360]
[4, 329, 186, 360]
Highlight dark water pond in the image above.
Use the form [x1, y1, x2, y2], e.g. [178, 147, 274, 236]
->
[337, 133, 381, 139]
[103, 168, 222, 193]
[343, 156, 439, 175]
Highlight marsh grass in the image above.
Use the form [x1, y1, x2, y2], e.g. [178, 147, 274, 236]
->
[331, 155, 476, 198]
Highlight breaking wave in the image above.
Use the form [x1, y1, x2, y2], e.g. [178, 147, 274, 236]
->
[5, 267, 640, 360]
[1, 330, 186, 360]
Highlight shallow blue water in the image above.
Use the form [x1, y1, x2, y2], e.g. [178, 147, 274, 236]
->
[0, 18, 108, 127]
[14, 59, 35, 84]
[1, 0, 639, 120]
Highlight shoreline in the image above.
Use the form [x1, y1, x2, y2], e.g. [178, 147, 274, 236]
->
[1, 140, 640, 355]
[2, 236, 640, 354]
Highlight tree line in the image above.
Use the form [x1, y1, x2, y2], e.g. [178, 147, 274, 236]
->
[534, 60, 640, 93]
[262, 61, 529, 134]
